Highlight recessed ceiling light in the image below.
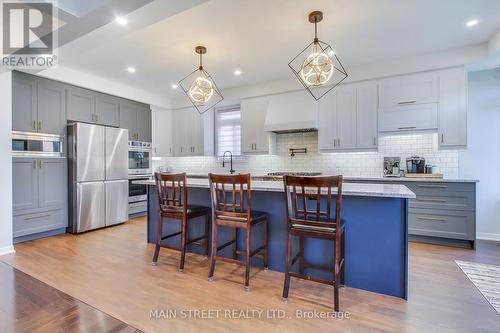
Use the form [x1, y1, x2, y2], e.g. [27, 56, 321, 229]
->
[127, 67, 136, 73]
[115, 17, 128, 25]
[171, 84, 178, 89]
[234, 69, 242, 76]
[466, 19, 479, 27]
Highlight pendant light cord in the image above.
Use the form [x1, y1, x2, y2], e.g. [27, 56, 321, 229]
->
[199, 52, 203, 70]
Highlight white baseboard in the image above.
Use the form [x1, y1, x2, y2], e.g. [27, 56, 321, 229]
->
[477, 232, 500, 242]
[0, 245, 15, 256]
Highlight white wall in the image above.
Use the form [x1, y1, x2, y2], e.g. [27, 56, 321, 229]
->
[0, 71, 14, 255]
[460, 68, 500, 241]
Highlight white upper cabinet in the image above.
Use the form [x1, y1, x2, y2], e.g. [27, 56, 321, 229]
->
[379, 104, 438, 133]
[172, 108, 214, 157]
[317, 82, 378, 152]
[152, 108, 173, 157]
[356, 84, 379, 149]
[378, 72, 438, 108]
[240, 96, 276, 154]
[438, 68, 467, 149]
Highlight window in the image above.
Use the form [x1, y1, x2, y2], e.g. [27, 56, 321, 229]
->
[215, 106, 241, 157]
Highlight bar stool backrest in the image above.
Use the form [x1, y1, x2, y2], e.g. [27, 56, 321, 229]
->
[283, 175, 343, 231]
[208, 173, 252, 225]
[155, 172, 188, 214]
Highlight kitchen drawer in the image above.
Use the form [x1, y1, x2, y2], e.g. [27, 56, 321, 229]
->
[405, 182, 475, 195]
[378, 73, 438, 108]
[13, 209, 65, 238]
[409, 191, 475, 211]
[409, 208, 474, 240]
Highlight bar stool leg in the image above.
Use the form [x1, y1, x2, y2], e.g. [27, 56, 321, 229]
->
[299, 236, 305, 274]
[341, 230, 346, 286]
[244, 228, 251, 291]
[232, 228, 238, 260]
[152, 213, 163, 265]
[208, 222, 218, 281]
[263, 219, 269, 269]
[179, 216, 187, 272]
[282, 233, 292, 302]
[204, 214, 210, 256]
[334, 239, 340, 312]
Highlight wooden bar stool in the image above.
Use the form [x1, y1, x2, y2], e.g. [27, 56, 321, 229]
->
[282, 175, 346, 312]
[207, 173, 269, 291]
[152, 172, 210, 272]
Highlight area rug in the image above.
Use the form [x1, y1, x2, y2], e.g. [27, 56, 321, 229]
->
[456, 260, 500, 315]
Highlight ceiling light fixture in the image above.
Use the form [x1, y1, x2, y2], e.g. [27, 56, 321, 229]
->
[127, 66, 136, 73]
[234, 69, 242, 76]
[289, 11, 347, 100]
[115, 17, 128, 25]
[178, 46, 223, 114]
[171, 84, 178, 89]
[466, 19, 479, 27]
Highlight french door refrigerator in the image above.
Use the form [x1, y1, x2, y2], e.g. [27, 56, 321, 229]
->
[67, 122, 129, 233]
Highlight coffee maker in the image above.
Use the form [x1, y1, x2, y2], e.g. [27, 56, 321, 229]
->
[384, 157, 402, 177]
[406, 155, 426, 174]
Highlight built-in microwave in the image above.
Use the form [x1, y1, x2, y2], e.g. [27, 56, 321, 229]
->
[128, 141, 152, 175]
[12, 131, 63, 157]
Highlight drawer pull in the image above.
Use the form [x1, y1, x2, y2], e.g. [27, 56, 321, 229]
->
[24, 214, 51, 220]
[416, 198, 447, 203]
[398, 126, 416, 130]
[398, 100, 417, 105]
[416, 216, 448, 222]
[417, 184, 448, 189]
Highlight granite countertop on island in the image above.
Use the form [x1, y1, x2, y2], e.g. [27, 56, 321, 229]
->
[134, 178, 416, 199]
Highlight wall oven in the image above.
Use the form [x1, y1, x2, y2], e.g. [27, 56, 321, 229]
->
[128, 174, 151, 216]
[128, 141, 152, 175]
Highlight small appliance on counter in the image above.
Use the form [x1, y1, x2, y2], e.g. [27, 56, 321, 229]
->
[406, 155, 426, 174]
[383, 157, 402, 177]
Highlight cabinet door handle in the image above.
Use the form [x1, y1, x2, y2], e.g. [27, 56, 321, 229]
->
[373, 137, 376, 145]
[333, 139, 336, 147]
[95, 114, 99, 122]
[154, 147, 157, 153]
[38, 160, 42, 168]
[169, 147, 172, 153]
[33, 121, 37, 130]
[398, 100, 416, 105]
[38, 121, 42, 130]
[441, 134, 444, 143]
[416, 216, 448, 222]
[24, 214, 51, 220]
[417, 184, 448, 189]
[33, 160, 37, 169]
[416, 197, 448, 203]
[398, 126, 416, 130]
[180, 147, 183, 153]
[337, 139, 340, 147]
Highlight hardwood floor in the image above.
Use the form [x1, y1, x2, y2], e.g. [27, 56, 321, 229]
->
[1, 217, 499, 333]
[0, 262, 141, 333]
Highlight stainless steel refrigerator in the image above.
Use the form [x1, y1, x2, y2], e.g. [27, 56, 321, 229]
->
[67, 122, 129, 233]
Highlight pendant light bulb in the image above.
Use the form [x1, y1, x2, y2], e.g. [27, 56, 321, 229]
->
[188, 74, 214, 104]
[300, 50, 334, 86]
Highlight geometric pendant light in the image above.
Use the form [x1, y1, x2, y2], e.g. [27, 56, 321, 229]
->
[178, 46, 223, 114]
[288, 11, 348, 101]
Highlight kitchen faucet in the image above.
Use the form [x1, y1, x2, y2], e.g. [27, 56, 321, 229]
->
[222, 151, 235, 174]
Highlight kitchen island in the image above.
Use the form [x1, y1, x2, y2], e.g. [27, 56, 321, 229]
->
[135, 178, 415, 299]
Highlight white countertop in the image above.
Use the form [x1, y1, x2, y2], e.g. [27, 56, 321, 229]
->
[135, 178, 416, 199]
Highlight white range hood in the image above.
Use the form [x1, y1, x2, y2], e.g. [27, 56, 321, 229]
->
[264, 90, 318, 133]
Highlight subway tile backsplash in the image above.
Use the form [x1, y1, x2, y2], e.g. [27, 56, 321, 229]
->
[153, 132, 459, 178]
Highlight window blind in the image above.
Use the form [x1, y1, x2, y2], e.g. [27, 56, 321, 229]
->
[215, 106, 241, 157]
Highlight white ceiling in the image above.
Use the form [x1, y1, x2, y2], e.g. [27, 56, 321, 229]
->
[56, 0, 500, 103]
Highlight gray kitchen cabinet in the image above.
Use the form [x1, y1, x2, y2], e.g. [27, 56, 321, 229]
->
[67, 86, 94, 123]
[172, 107, 212, 156]
[137, 106, 152, 142]
[153, 109, 173, 157]
[95, 93, 119, 127]
[119, 101, 152, 141]
[240, 96, 276, 154]
[12, 158, 38, 211]
[38, 158, 67, 209]
[13, 157, 67, 242]
[13, 72, 67, 135]
[317, 90, 337, 150]
[37, 78, 66, 135]
[438, 68, 467, 149]
[12, 73, 37, 132]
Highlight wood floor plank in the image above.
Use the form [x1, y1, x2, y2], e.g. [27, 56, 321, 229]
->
[1, 217, 499, 333]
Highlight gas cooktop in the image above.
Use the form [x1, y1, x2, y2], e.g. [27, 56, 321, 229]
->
[267, 172, 322, 176]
